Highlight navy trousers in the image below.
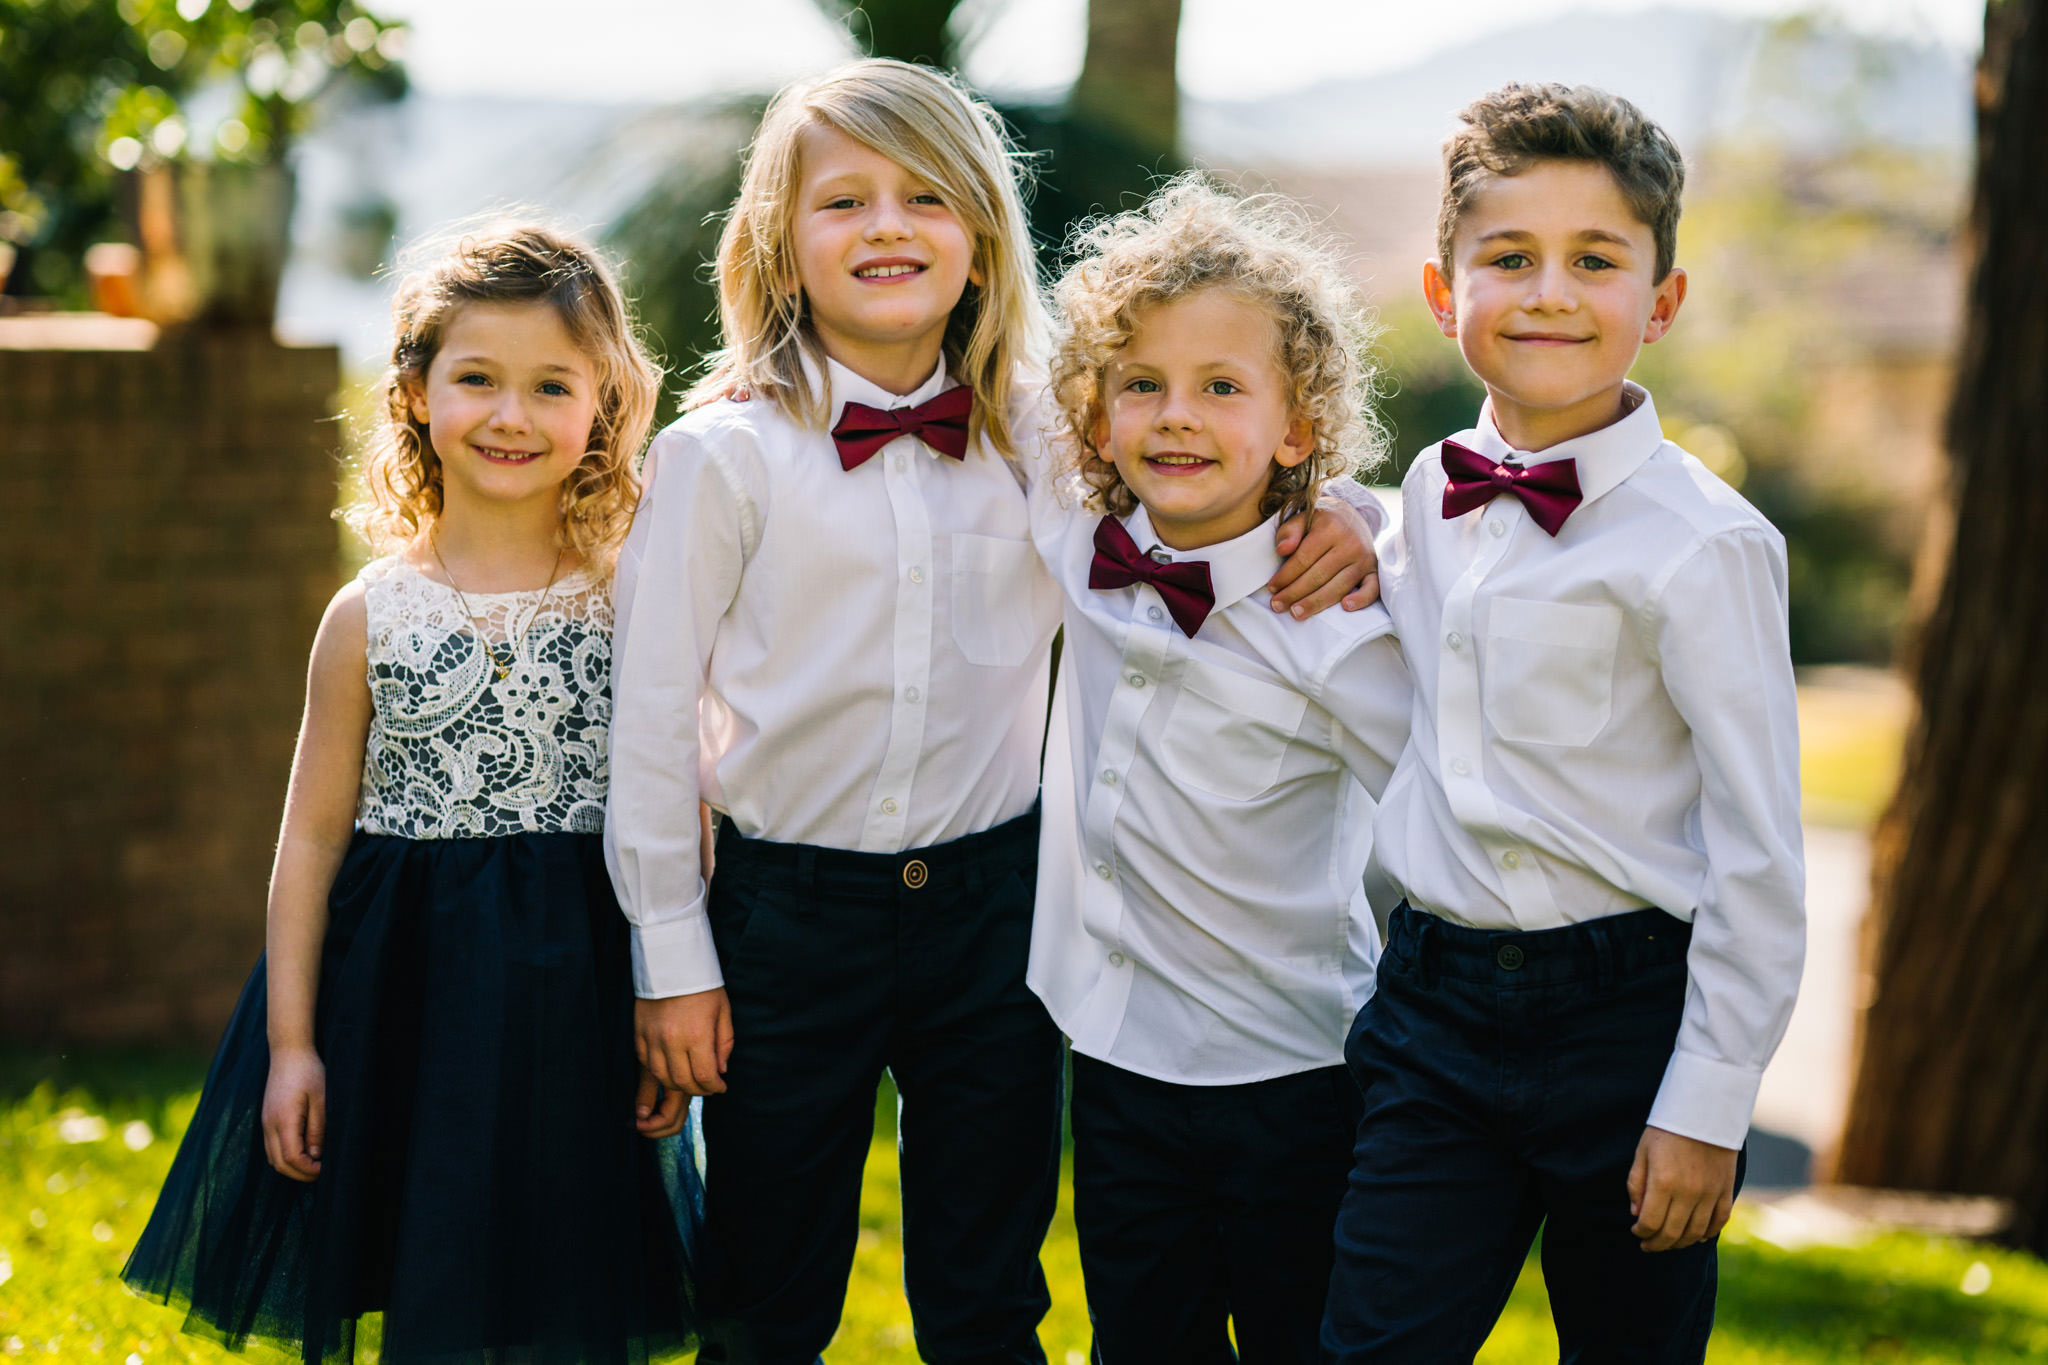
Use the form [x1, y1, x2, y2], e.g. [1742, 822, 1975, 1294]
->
[1070, 1054, 1361, 1365]
[1322, 904, 1743, 1365]
[696, 811, 1064, 1365]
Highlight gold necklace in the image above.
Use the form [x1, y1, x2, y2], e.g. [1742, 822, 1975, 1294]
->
[429, 532, 565, 682]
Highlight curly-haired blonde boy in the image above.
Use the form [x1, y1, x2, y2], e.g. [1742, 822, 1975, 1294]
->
[1024, 176, 1412, 1365]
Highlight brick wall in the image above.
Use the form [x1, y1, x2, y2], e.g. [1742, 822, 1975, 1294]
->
[0, 319, 342, 1046]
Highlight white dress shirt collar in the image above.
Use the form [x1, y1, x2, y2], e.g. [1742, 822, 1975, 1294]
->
[1122, 506, 1282, 619]
[1474, 381, 1661, 511]
[807, 351, 958, 449]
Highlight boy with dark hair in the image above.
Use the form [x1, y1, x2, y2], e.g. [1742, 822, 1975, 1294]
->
[1321, 83, 1806, 1363]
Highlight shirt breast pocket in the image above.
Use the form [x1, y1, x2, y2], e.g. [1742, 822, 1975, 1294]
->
[1159, 659, 1309, 801]
[949, 533, 1046, 668]
[1482, 597, 1623, 747]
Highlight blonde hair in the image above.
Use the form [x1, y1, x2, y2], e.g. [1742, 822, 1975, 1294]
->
[1050, 175, 1383, 524]
[346, 221, 661, 565]
[1440, 83, 1686, 282]
[686, 58, 1045, 457]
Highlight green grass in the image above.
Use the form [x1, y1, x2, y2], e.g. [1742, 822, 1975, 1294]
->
[7, 1049, 2048, 1363]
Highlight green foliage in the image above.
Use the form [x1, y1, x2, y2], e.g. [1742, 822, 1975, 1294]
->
[8, 1048, 2048, 1362]
[0, 0, 404, 303]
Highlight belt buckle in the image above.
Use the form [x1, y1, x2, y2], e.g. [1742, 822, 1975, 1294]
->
[902, 858, 929, 890]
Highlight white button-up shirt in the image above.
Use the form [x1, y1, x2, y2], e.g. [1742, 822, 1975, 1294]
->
[1027, 483, 1412, 1086]
[605, 357, 1059, 997]
[1375, 383, 1806, 1149]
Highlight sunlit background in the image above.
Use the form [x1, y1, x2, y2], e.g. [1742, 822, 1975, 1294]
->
[5, 2, 2041, 1361]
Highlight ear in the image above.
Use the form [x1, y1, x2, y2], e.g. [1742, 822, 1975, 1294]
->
[1642, 265, 1687, 344]
[1274, 415, 1314, 470]
[968, 247, 985, 290]
[1422, 259, 1457, 338]
[404, 377, 430, 426]
[1089, 410, 1111, 457]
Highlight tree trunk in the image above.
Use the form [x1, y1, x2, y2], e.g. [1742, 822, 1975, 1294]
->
[1072, 0, 1183, 158]
[1834, 0, 2048, 1256]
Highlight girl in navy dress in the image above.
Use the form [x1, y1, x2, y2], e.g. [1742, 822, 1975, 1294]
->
[123, 223, 700, 1364]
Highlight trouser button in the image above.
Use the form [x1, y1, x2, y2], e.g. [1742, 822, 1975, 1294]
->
[1496, 944, 1524, 971]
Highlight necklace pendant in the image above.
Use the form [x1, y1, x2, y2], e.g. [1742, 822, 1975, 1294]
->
[495, 665, 510, 682]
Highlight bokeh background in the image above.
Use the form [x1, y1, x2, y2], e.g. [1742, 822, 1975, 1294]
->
[4, 1, 2045, 1360]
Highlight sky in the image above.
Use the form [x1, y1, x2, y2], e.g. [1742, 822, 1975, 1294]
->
[373, 0, 1984, 105]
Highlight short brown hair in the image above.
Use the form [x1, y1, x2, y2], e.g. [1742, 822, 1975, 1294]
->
[1439, 83, 1686, 282]
[1050, 175, 1383, 525]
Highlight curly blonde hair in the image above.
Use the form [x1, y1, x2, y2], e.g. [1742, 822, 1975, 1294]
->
[345, 222, 662, 566]
[1050, 175, 1383, 524]
[685, 59, 1046, 458]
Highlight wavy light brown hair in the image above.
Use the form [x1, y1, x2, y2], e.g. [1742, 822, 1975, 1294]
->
[345, 222, 661, 565]
[685, 58, 1046, 457]
[1050, 175, 1383, 524]
[1439, 83, 1687, 282]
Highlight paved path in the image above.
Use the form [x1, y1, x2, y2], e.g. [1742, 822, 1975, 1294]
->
[1750, 824, 1871, 1184]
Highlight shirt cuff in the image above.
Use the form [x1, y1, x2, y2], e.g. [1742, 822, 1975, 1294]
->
[1645, 1048, 1764, 1151]
[629, 915, 725, 998]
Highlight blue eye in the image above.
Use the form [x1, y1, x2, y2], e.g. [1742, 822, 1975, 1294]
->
[538, 380, 571, 397]
[457, 372, 490, 386]
[1206, 379, 1239, 396]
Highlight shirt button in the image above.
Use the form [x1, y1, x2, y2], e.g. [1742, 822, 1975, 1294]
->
[904, 686, 921, 703]
[1501, 850, 1521, 870]
[1107, 951, 1127, 968]
[908, 566, 924, 584]
[1452, 758, 1471, 776]
[1489, 521, 1506, 538]
[1127, 673, 1146, 688]
[1101, 769, 1118, 786]
[1095, 863, 1112, 880]
[1447, 631, 1464, 649]
[881, 798, 899, 815]
[1148, 606, 1165, 623]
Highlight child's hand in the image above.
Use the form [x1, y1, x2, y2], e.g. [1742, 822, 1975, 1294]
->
[634, 1064, 691, 1139]
[1269, 498, 1380, 618]
[636, 989, 734, 1097]
[261, 1048, 326, 1182]
[1628, 1125, 1738, 1251]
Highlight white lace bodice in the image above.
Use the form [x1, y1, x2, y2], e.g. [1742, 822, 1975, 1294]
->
[357, 555, 613, 839]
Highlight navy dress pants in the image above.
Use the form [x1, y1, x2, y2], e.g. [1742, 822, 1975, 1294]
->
[1322, 904, 1744, 1365]
[1070, 1053, 1361, 1365]
[696, 811, 1064, 1365]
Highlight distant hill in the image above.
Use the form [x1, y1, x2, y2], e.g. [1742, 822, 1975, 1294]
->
[1183, 8, 1972, 168]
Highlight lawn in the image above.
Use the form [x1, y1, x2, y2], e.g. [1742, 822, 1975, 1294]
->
[6, 1050, 2048, 1363]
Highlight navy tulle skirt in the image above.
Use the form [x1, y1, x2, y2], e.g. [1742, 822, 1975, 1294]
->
[123, 830, 702, 1364]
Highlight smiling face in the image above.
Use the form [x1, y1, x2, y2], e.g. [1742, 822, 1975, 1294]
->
[1427, 158, 1686, 452]
[1097, 288, 1312, 552]
[789, 121, 980, 392]
[407, 300, 599, 515]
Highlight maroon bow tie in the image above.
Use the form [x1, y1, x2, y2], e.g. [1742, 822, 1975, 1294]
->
[1440, 438, 1584, 537]
[831, 385, 974, 470]
[1088, 516, 1216, 638]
